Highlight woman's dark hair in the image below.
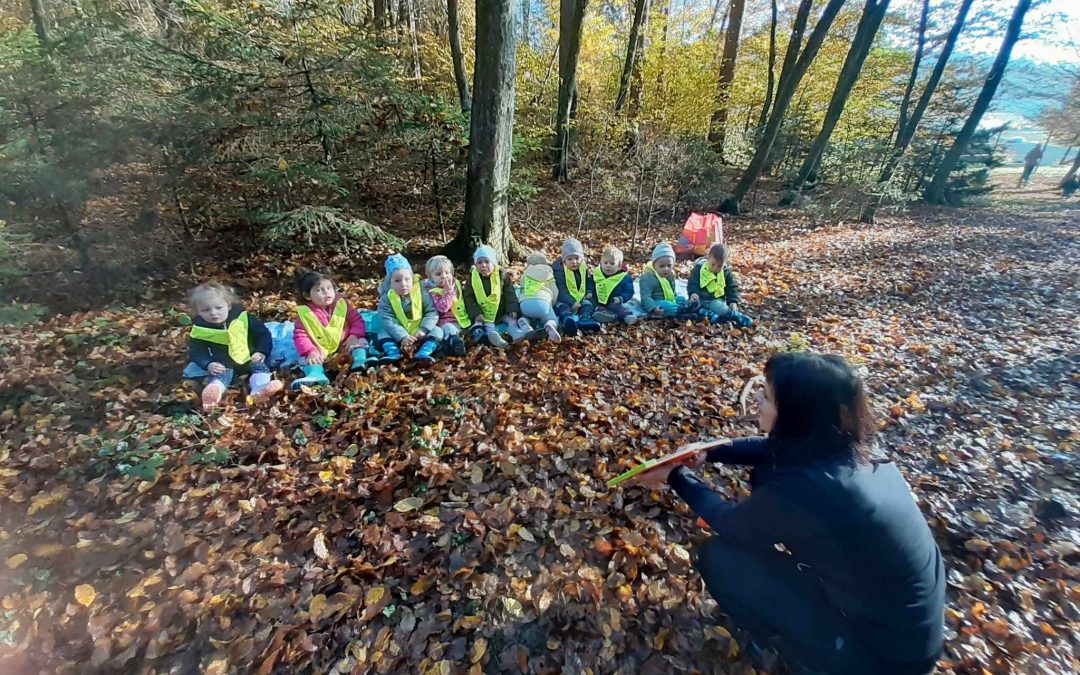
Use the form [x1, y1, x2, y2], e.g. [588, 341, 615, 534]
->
[764, 352, 875, 462]
[294, 267, 333, 302]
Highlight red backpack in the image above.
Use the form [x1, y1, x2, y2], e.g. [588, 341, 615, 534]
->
[675, 212, 724, 258]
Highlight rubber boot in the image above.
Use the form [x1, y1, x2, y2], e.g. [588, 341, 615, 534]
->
[379, 340, 402, 364]
[414, 337, 439, 363]
[290, 364, 330, 391]
[577, 315, 602, 333]
[444, 334, 467, 356]
[731, 311, 753, 328]
[202, 381, 225, 411]
[559, 314, 579, 338]
[485, 327, 509, 349]
[249, 371, 283, 402]
[350, 347, 370, 372]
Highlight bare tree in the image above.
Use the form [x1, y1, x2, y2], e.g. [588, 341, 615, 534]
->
[925, 0, 1033, 204]
[756, 0, 779, 134]
[29, 0, 50, 45]
[614, 0, 650, 113]
[553, 0, 588, 180]
[447, 0, 471, 112]
[707, 0, 746, 158]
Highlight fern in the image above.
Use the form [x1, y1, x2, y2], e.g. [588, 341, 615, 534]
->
[258, 206, 403, 255]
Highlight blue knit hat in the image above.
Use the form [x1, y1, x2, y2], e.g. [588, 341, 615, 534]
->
[651, 241, 675, 262]
[561, 238, 584, 258]
[473, 244, 497, 264]
[384, 253, 411, 277]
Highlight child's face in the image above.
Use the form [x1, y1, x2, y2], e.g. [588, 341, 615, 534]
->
[564, 254, 583, 270]
[429, 266, 454, 290]
[307, 279, 336, 307]
[599, 254, 621, 276]
[390, 268, 413, 297]
[475, 258, 495, 276]
[708, 255, 726, 273]
[653, 256, 674, 276]
[196, 294, 230, 325]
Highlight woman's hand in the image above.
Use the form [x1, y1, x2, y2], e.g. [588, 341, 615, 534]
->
[631, 463, 678, 488]
[305, 350, 325, 365]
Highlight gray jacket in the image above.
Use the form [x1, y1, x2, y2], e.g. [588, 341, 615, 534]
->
[377, 279, 439, 341]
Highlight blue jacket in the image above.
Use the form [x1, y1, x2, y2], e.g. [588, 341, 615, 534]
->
[590, 267, 635, 306]
[188, 306, 273, 371]
[686, 259, 740, 304]
[552, 258, 594, 307]
[670, 437, 945, 666]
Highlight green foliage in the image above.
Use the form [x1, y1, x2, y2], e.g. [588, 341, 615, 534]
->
[258, 206, 404, 254]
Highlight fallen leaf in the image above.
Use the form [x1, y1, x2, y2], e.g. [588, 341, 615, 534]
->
[313, 532, 330, 560]
[5, 554, 27, 569]
[394, 497, 424, 512]
[75, 584, 96, 607]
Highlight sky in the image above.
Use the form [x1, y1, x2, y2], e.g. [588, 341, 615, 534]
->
[951, 0, 1079, 63]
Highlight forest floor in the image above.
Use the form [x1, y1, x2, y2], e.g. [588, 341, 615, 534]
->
[0, 170, 1077, 674]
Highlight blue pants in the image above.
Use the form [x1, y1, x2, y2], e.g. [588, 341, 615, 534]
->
[378, 325, 444, 345]
[649, 298, 686, 318]
[520, 297, 558, 325]
[704, 299, 734, 318]
[697, 537, 937, 675]
[208, 361, 270, 389]
[555, 299, 595, 318]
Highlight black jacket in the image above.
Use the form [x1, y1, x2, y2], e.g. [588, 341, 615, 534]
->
[462, 269, 521, 322]
[188, 306, 273, 371]
[670, 437, 945, 666]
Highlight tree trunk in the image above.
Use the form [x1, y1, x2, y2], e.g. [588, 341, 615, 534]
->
[553, 0, 588, 181]
[708, 0, 723, 33]
[925, 0, 1032, 204]
[861, 0, 974, 221]
[614, 0, 650, 113]
[1059, 146, 1073, 165]
[1060, 150, 1080, 187]
[707, 0, 746, 157]
[720, 0, 848, 214]
[448, 0, 522, 263]
[404, 0, 422, 79]
[448, 0, 471, 112]
[374, 0, 388, 29]
[755, 0, 779, 134]
[29, 0, 49, 45]
[896, 0, 929, 141]
[788, 0, 890, 192]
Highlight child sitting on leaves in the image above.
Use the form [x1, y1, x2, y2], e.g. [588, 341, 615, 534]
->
[291, 267, 373, 390]
[591, 245, 638, 326]
[378, 253, 443, 363]
[687, 243, 753, 327]
[640, 242, 696, 320]
[519, 252, 563, 342]
[552, 237, 601, 336]
[187, 282, 283, 411]
[422, 255, 469, 357]
[463, 245, 532, 348]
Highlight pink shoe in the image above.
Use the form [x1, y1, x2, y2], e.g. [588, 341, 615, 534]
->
[251, 379, 284, 402]
[201, 381, 225, 411]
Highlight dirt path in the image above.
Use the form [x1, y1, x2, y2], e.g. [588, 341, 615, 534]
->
[0, 192, 1077, 674]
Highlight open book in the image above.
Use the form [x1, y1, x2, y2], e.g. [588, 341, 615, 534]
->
[606, 440, 731, 488]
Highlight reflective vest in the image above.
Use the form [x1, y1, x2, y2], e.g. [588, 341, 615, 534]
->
[471, 267, 501, 322]
[429, 280, 471, 328]
[297, 299, 348, 354]
[592, 268, 628, 305]
[645, 262, 675, 302]
[389, 280, 424, 334]
[521, 275, 547, 298]
[698, 263, 727, 297]
[563, 264, 588, 302]
[190, 312, 252, 365]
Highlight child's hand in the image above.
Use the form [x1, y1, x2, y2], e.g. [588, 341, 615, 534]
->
[343, 336, 360, 350]
[650, 307, 663, 317]
[358, 337, 368, 349]
[729, 303, 738, 313]
[507, 312, 518, 320]
[572, 302, 581, 312]
[401, 335, 417, 351]
[612, 297, 622, 305]
[208, 362, 226, 375]
[250, 353, 266, 364]
[689, 294, 700, 303]
[306, 351, 325, 365]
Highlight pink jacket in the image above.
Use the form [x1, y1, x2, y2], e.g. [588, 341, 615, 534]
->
[293, 295, 366, 357]
[423, 279, 462, 327]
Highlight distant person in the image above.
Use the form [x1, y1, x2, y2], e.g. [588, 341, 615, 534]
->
[1062, 174, 1079, 199]
[625, 352, 945, 674]
[1019, 145, 1044, 186]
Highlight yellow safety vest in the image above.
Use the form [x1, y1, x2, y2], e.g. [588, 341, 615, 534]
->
[297, 299, 348, 354]
[190, 311, 252, 365]
[471, 267, 501, 322]
[428, 280, 471, 328]
[521, 275, 547, 298]
[389, 280, 423, 335]
[564, 264, 588, 302]
[592, 268, 628, 305]
[698, 263, 727, 297]
[644, 262, 675, 302]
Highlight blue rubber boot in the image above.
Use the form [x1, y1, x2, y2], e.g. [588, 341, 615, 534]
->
[350, 347, 370, 372]
[731, 311, 753, 328]
[379, 340, 402, 364]
[414, 337, 439, 362]
[559, 313, 579, 337]
[290, 364, 330, 391]
[577, 316, 602, 333]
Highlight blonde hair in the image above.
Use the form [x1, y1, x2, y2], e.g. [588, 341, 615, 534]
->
[601, 245, 624, 265]
[425, 255, 454, 278]
[187, 282, 238, 312]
